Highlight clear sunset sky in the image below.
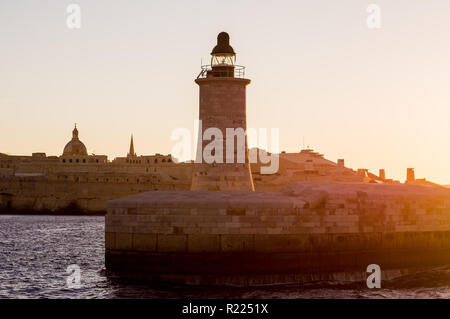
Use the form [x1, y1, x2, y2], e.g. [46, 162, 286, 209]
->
[1, 0, 449, 184]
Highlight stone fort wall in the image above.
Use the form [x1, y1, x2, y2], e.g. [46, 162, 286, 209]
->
[0, 165, 193, 213]
[0, 150, 194, 213]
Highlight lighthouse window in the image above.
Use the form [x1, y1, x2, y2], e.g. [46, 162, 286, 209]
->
[212, 55, 235, 66]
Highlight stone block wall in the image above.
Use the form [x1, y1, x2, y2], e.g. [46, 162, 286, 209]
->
[105, 183, 450, 284]
[0, 171, 191, 213]
[106, 185, 450, 237]
[191, 77, 254, 191]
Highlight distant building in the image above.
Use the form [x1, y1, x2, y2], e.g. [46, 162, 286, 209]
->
[406, 168, 416, 183]
[250, 148, 395, 190]
[405, 167, 440, 187]
[379, 169, 386, 180]
[60, 124, 107, 164]
[0, 125, 192, 213]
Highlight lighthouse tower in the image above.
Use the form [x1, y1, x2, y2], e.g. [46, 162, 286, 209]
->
[191, 32, 254, 191]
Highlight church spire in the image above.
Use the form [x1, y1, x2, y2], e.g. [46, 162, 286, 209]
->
[127, 134, 136, 157]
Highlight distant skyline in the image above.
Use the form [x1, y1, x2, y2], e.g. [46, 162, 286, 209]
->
[1, 0, 450, 184]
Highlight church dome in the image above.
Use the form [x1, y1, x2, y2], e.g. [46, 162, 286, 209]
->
[63, 124, 88, 156]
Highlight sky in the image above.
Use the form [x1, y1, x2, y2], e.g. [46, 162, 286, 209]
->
[1, 0, 450, 184]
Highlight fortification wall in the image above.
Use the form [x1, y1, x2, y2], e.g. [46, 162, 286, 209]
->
[0, 172, 191, 214]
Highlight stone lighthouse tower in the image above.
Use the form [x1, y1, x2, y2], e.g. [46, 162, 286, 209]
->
[191, 32, 254, 191]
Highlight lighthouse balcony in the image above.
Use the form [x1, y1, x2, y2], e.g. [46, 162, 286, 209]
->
[197, 64, 246, 79]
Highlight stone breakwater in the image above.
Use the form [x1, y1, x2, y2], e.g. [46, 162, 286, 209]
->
[105, 182, 450, 285]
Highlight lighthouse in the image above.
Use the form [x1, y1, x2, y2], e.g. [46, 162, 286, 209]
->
[191, 32, 254, 191]
[106, 31, 450, 287]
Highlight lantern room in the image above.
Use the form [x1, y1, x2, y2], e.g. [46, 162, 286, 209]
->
[197, 32, 246, 79]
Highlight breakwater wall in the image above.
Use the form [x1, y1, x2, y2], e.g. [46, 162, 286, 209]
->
[105, 182, 450, 285]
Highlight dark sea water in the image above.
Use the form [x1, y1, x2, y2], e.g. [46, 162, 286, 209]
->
[1, 215, 450, 299]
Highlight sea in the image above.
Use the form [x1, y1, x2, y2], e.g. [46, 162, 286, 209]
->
[1, 214, 450, 299]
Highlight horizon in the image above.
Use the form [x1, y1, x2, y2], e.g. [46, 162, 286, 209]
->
[1, 0, 450, 184]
